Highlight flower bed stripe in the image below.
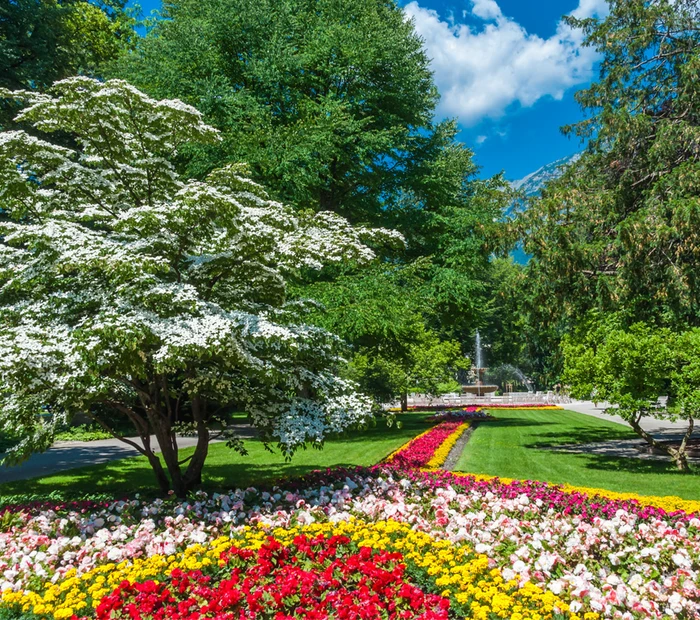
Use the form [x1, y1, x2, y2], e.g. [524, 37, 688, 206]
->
[1, 520, 569, 620]
[425, 423, 468, 469]
[451, 471, 700, 515]
[384, 420, 465, 469]
[390, 403, 564, 412]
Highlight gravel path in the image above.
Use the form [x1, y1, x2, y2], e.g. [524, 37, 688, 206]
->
[442, 423, 478, 470]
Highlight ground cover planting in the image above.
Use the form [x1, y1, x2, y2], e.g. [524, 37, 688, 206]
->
[2, 410, 700, 620]
[454, 409, 700, 500]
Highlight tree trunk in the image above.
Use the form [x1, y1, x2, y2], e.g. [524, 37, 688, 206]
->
[183, 395, 210, 492]
[629, 411, 693, 473]
[672, 450, 689, 472]
[147, 452, 172, 494]
[400, 392, 408, 412]
[146, 404, 188, 496]
[669, 414, 694, 473]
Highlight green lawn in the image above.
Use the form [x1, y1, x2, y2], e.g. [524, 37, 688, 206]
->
[454, 409, 700, 499]
[0, 412, 430, 499]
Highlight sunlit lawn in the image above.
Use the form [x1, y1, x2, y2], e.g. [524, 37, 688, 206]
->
[454, 409, 700, 499]
[0, 412, 430, 499]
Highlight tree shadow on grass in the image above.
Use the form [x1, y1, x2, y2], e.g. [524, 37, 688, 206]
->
[0, 414, 430, 499]
[200, 462, 365, 491]
[0, 455, 372, 500]
[527, 427, 638, 449]
[574, 453, 699, 477]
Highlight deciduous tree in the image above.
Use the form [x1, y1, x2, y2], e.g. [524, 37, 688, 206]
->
[0, 78, 400, 495]
[112, 0, 511, 353]
[563, 322, 698, 472]
[0, 0, 135, 128]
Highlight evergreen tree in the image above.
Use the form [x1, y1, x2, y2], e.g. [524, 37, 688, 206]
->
[507, 0, 700, 382]
[522, 0, 700, 328]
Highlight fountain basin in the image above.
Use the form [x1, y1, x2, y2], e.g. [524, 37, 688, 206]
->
[462, 385, 498, 395]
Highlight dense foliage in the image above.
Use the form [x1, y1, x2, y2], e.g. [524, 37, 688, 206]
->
[563, 321, 699, 471]
[300, 265, 467, 405]
[0, 77, 401, 495]
[495, 0, 700, 385]
[112, 0, 512, 400]
[0, 0, 134, 128]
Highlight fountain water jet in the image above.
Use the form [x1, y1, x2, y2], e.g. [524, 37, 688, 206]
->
[462, 330, 499, 397]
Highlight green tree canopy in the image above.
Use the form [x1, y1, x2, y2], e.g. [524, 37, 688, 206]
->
[0, 0, 135, 127]
[299, 264, 467, 406]
[563, 321, 698, 471]
[112, 0, 512, 361]
[521, 0, 700, 328]
[500, 0, 700, 384]
[114, 0, 438, 223]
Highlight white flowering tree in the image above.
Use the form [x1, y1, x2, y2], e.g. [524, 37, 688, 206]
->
[0, 77, 402, 496]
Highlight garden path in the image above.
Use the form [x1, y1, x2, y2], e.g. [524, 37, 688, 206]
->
[0, 425, 256, 484]
[566, 401, 698, 435]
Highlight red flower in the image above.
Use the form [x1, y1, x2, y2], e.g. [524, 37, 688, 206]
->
[95, 535, 450, 620]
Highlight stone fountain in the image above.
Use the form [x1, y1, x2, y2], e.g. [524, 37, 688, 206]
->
[462, 330, 499, 396]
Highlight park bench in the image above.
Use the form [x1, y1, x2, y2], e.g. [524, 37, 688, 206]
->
[649, 395, 669, 411]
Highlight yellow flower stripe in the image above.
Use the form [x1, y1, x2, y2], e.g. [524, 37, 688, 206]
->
[558, 483, 700, 515]
[451, 472, 700, 515]
[425, 422, 469, 469]
[492, 406, 563, 410]
[2, 520, 578, 620]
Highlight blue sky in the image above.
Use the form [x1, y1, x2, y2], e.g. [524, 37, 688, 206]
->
[130, 0, 607, 180]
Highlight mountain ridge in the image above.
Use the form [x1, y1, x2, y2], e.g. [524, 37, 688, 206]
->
[510, 152, 581, 197]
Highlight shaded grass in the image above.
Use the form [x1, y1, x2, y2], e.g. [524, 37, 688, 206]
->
[0, 412, 430, 498]
[454, 409, 700, 499]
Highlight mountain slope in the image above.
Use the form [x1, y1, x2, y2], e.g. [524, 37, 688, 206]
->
[511, 152, 581, 198]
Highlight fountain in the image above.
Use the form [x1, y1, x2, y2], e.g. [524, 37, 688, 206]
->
[462, 330, 499, 396]
[487, 364, 535, 393]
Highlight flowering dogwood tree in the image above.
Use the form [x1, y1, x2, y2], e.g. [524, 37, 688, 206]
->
[0, 77, 401, 495]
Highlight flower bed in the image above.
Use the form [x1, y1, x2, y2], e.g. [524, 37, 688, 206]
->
[425, 423, 469, 468]
[1, 467, 699, 619]
[5, 520, 569, 620]
[392, 404, 564, 412]
[485, 404, 563, 410]
[2, 410, 700, 620]
[384, 421, 467, 469]
[426, 406, 493, 422]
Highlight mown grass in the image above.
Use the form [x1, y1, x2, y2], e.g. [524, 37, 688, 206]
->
[454, 409, 700, 499]
[0, 412, 430, 498]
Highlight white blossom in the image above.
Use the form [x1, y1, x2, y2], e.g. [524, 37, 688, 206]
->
[0, 78, 402, 466]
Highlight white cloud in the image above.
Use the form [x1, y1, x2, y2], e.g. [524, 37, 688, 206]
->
[471, 0, 501, 21]
[404, 0, 609, 126]
[570, 0, 609, 19]
[475, 135, 488, 144]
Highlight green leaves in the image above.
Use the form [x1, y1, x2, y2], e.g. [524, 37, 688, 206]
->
[0, 78, 398, 485]
[113, 0, 437, 222]
[0, 0, 136, 130]
[509, 1, 700, 384]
